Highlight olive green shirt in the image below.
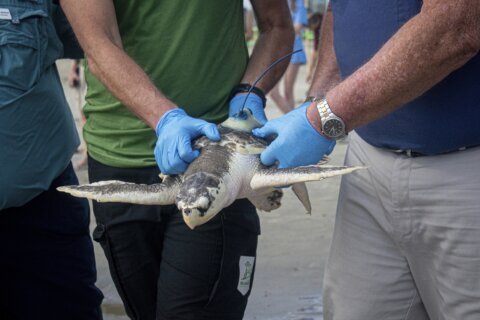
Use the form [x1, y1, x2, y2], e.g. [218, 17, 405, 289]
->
[83, 0, 248, 167]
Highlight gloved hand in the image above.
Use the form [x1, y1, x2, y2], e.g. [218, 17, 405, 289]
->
[252, 102, 336, 168]
[229, 93, 267, 125]
[155, 108, 221, 175]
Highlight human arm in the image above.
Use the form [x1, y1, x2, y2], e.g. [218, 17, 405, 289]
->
[229, 0, 294, 123]
[59, 0, 175, 129]
[307, 0, 480, 132]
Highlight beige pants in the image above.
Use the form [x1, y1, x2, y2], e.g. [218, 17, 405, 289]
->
[324, 131, 480, 320]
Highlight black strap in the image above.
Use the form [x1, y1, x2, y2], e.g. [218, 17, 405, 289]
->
[229, 83, 267, 107]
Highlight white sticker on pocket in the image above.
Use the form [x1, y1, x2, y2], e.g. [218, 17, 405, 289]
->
[0, 8, 12, 20]
[237, 256, 255, 296]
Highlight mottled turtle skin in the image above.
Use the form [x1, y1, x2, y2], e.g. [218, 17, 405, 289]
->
[58, 112, 364, 229]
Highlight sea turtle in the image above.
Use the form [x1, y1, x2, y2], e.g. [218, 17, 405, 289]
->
[58, 111, 365, 229]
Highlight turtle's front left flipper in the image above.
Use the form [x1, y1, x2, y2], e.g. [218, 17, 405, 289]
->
[57, 179, 180, 205]
[250, 164, 366, 190]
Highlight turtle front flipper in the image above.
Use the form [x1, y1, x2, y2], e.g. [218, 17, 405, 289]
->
[250, 164, 366, 189]
[57, 179, 180, 205]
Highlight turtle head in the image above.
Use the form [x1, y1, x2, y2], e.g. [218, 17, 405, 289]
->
[176, 172, 227, 230]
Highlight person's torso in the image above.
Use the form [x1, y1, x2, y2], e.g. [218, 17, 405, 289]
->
[332, 0, 480, 155]
[0, 0, 79, 209]
[84, 0, 249, 168]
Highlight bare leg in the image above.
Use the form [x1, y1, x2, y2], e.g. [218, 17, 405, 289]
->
[268, 81, 292, 114]
[283, 63, 301, 107]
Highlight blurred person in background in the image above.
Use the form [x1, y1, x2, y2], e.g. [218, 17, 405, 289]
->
[244, 0, 254, 42]
[68, 59, 89, 170]
[269, 0, 308, 113]
[306, 12, 323, 83]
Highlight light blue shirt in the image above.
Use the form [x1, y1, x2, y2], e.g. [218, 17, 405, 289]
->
[0, 0, 82, 209]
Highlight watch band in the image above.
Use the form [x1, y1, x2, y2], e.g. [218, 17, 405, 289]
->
[229, 83, 267, 107]
[316, 98, 347, 139]
[316, 98, 331, 124]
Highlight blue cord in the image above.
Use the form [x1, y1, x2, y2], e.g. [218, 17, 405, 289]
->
[239, 49, 303, 115]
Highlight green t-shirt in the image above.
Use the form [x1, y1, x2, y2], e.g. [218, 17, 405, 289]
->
[84, 0, 248, 167]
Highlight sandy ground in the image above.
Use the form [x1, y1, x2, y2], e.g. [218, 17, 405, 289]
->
[58, 55, 347, 320]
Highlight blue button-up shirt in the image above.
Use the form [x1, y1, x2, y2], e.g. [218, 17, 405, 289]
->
[0, 0, 82, 209]
[332, 0, 480, 155]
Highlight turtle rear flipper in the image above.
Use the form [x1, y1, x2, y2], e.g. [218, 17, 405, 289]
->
[250, 164, 366, 190]
[247, 184, 311, 214]
[247, 189, 283, 212]
[291, 183, 311, 214]
[57, 179, 180, 205]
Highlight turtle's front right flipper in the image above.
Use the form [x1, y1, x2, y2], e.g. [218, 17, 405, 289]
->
[250, 164, 366, 189]
[57, 179, 179, 205]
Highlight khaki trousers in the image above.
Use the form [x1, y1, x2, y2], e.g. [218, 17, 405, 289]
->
[324, 131, 480, 320]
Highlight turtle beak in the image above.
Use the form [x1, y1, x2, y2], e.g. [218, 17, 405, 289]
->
[182, 208, 213, 230]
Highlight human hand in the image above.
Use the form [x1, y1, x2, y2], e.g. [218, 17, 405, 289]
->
[252, 102, 335, 168]
[155, 108, 221, 175]
[229, 93, 267, 125]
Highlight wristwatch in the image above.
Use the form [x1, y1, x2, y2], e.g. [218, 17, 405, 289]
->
[315, 98, 346, 140]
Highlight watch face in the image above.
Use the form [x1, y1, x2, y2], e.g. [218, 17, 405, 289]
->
[323, 119, 345, 138]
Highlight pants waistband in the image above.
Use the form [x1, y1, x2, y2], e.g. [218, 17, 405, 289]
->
[392, 146, 472, 158]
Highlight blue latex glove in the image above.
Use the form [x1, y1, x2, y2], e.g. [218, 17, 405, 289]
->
[155, 108, 221, 175]
[229, 93, 267, 125]
[252, 102, 336, 168]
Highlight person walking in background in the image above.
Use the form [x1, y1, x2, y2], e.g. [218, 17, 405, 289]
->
[59, 0, 294, 319]
[306, 12, 323, 83]
[0, 1, 103, 318]
[269, 0, 308, 113]
[254, 1, 480, 319]
[68, 59, 89, 170]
